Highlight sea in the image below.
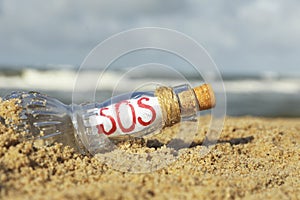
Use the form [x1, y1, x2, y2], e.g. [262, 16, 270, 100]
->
[0, 65, 299, 117]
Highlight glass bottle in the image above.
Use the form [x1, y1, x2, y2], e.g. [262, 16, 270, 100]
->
[4, 83, 215, 155]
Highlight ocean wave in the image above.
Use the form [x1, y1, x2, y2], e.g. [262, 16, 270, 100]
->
[0, 68, 299, 94]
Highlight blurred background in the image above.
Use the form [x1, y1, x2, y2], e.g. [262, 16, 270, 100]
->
[0, 0, 299, 117]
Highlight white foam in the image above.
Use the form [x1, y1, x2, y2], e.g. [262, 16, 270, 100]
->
[224, 79, 300, 94]
[0, 69, 77, 91]
[0, 68, 299, 94]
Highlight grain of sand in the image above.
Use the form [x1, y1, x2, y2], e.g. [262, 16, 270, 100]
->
[0, 98, 299, 199]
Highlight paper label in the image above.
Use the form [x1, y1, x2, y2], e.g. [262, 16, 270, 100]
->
[88, 96, 162, 137]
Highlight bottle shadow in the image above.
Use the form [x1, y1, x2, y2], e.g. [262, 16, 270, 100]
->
[146, 136, 254, 150]
[0, 116, 4, 125]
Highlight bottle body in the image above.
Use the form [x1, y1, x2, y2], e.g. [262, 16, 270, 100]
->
[5, 83, 214, 155]
[72, 91, 163, 154]
[72, 84, 200, 154]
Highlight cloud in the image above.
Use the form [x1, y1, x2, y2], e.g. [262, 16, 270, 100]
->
[0, 0, 300, 72]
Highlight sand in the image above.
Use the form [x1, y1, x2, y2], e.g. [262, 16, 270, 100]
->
[0, 98, 299, 200]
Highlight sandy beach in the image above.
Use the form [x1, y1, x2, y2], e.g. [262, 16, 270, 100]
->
[0, 98, 299, 200]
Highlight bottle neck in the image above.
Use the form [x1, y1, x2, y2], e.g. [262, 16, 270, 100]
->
[154, 84, 199, 127]
[173, 84, 200, 120]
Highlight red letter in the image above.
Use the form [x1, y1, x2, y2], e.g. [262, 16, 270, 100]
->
[115, 100, 136, 133]
[137, 97, 156, 126]
[96, 107, 117, 135]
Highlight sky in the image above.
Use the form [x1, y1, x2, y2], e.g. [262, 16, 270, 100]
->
[0, 0, 300, 73]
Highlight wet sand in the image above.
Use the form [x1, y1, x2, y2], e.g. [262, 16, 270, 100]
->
[0, 99, 299, 199]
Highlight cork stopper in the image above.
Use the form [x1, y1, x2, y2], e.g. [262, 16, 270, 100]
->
[193, 84, 216, 111]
